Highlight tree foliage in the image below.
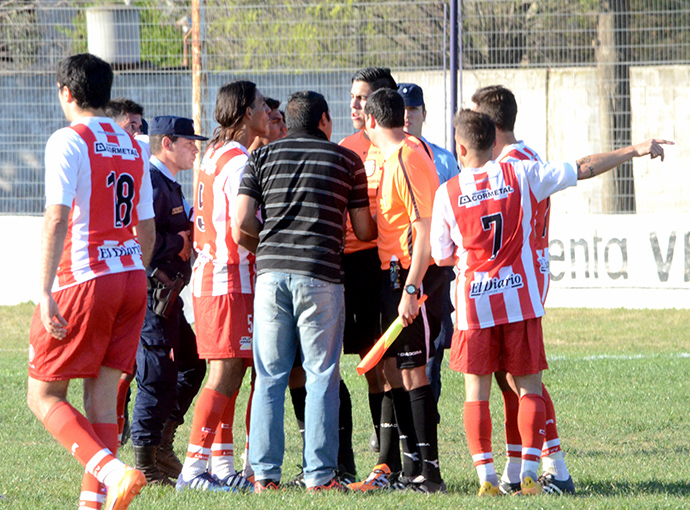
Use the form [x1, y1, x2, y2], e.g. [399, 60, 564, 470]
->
[462, 0, 690, 69]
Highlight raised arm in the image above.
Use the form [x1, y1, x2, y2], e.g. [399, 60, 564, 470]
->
[577, 138, 674, 180]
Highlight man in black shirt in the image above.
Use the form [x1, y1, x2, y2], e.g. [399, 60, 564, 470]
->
[236, 91, 376, 492]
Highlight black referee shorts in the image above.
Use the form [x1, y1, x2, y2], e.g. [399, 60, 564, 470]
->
[380, 263, 445, 369]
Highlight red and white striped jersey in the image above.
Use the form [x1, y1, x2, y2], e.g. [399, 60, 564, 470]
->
[191, 141, 256, 296]
[497, 141, 551, 303]
[430, 159, 577, 330]
[44, 117, 154, 291]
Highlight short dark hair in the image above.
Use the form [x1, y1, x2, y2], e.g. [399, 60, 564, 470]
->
[285, 91, 330, 132]
[265, 97, 281, 110]
[210, 80, 258, 146]
[56, 53, 113, 110]
[471, 85, 517, 132]
[363, 88, 404, 129]
[453, 109, 496, 152]
[351, 67, 397, 92]
[148, 134, 179, 156]
[105, 97, 144, 120]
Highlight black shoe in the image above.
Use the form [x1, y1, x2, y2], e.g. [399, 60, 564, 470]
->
[499, 478, 522, 494]
[539, 473, 575, 495]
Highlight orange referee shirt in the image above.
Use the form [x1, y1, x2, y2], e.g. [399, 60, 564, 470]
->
[377, 137, 439, 270]
[339, 130, 384, 254]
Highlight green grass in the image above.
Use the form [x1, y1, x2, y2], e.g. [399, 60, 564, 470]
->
[2, 303, 690, 508]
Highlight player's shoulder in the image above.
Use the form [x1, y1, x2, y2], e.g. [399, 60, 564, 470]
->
[498, 141, 542, 163]
[338, 130, 363, 149]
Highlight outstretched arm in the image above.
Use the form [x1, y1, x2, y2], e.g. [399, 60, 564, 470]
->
[577, 139, 674, 180]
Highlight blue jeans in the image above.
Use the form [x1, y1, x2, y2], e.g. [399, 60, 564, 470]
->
[248, 272, 344, 488]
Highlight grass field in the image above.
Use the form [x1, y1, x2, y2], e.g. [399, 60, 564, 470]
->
[2, 303, 690, 509]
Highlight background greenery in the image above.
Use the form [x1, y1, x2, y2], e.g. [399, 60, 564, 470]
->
[1, 303, 690, 508]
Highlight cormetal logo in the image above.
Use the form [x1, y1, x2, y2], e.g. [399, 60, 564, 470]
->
[459, 185, 514, 206]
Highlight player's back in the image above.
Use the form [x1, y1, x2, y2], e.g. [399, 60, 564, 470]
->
[47, 116, 150, 289]
[192, 141, 255, 297]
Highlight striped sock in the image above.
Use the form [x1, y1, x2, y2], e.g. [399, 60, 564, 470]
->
[210, 390, 238, 480]
[501, 389, 522, 484]
[43, 402, 126, 487]
[464, 400, 498, 485]
[181, 388, 231, 479]
[517, 393, 546, 479]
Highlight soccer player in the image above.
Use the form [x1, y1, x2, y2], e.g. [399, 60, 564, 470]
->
[357, 88, 446, 493]
[105, 98, 144, 136]
[105, 97, 146, 448]
[176, 81, 269, 491]
[338, 67, 398, 466]
[130, 116, 208, 486]
[236, 90, 376, 492]
[26, 53, 155, 510]
[471, 84, 572, 494]
[397, 82, 459, 403]
[430, 109, 672, 496]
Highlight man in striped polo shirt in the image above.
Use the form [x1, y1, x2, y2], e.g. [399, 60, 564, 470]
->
[235, 90, 377, 492]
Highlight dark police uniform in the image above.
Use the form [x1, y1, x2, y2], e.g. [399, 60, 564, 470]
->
[131, 159, 206, 451]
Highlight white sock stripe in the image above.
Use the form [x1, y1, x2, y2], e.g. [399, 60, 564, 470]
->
[472, 452, 493, 462]
[97, 458, 123, 485]
[506, 444, 522, 453]
[543, 438, 561, 449]
[79, 491, 105, 503]
[522, 447, 542, 458]
[186, 444, 211, 455]
[84, 449, 110, 475]
[211, 443, 234, 451]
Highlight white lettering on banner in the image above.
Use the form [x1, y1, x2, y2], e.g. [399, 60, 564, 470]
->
[469, 273, 523, 298]
[94, 142, 139, 158]
[97, 242, 142, 260]
[458, 185, 513, 207]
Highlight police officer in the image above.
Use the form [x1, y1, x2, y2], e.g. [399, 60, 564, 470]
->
[131, 116, 208, 485]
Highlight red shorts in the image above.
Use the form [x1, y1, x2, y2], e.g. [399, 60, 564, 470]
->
[28, 271, 147, 381]
[193, 293, 254, 360]
[449, 317, 548, 376]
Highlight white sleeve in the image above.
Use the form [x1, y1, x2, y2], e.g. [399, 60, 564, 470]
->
[44, 128, 87, 208]
[430, 184, 456, 261]
[136, 157, 155, 220]
[521, 160, 578, 202]
[222, 153, 249, 227]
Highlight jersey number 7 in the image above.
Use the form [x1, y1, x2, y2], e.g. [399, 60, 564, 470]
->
[481, 213, 503, 260]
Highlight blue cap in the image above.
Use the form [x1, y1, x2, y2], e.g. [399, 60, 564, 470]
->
[397, 83, 425, 108]
[149, 116, 208, 140]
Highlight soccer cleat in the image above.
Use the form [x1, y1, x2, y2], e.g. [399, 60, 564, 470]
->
[336, 470, 357, 486]
[103, 467, 146, 510]
[499, 479, 522, 495]
[409, 479, 447, 494]
[254, 479, 280, 493]
[391, 474, 418, 490]
[307, 477, 348, 493]
[477, 480, 501, 496]
[539, 473, 575, 495]
[515, 473, 542, 495]
[217, 471, 255, 492]
[284, 467, 306, 488]
[175, 471, 232, 491]
[347, 463, 391, 492]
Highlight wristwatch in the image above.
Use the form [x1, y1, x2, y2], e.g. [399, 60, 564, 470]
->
[404, 284, 419, 297]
